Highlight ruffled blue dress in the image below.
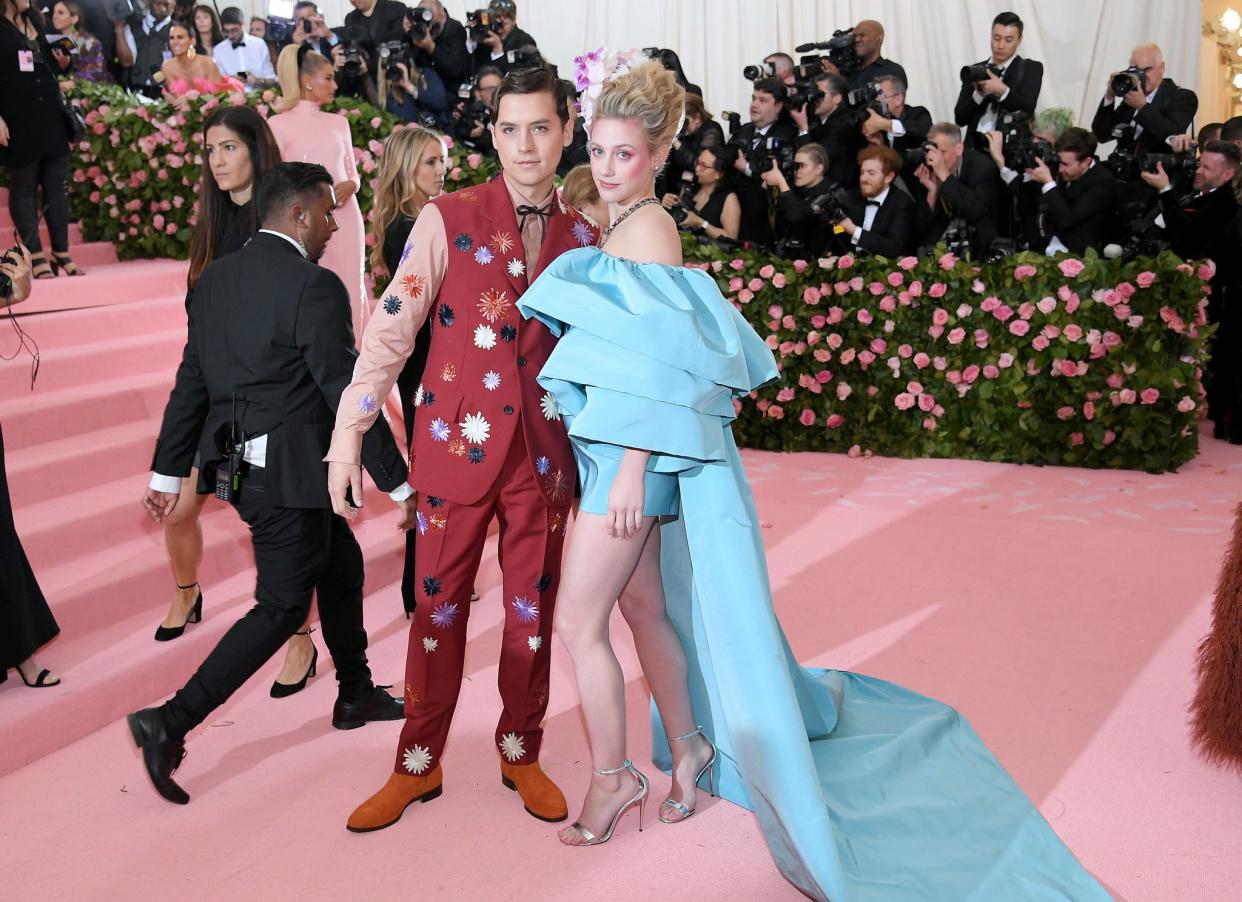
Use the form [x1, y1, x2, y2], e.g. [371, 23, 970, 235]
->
[518, 246, 1109, 902]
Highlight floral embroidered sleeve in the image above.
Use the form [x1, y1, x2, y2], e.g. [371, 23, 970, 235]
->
[326, 204, 448, 465]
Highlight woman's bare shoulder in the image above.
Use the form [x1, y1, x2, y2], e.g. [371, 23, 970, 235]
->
[606, 204, 682, 267]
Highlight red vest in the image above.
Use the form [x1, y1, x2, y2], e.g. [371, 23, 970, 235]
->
[409, 175, 598, 506]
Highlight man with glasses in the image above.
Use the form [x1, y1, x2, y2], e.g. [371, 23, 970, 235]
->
[862, 75, 931, 156]
[213, 6, 276, 82]
[1091, 43, 1197, 160]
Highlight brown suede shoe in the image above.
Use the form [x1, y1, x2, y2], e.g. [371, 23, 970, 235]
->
[346, 768, 443, 833]
[500, 760, 568, 822]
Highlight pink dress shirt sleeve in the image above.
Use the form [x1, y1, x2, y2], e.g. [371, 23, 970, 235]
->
[325, 203, 448, 465]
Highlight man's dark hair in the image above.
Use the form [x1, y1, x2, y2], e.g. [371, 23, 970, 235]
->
[1054, 127, 1097, 161]
[753, 76, 787, 105]
[1199, 122, 1223, 146]
[1203, 140, 1242, 168]
[293, 1, 318, 12]
[475, 64, 504, 84]
[993, 11, 1024, 35]
[1220, 116, 1242, 144]
[219, 6, 243, 27]
[815, 73, 848, 99]
[257, 162, 333, 223]
[491, 65, 571, 124]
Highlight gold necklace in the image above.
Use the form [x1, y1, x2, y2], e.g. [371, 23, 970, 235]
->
[599, 196, 660, 248]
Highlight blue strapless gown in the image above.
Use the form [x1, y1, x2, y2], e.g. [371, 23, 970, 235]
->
[518, 246, 1109, 902]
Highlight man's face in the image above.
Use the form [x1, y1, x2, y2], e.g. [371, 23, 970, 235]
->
[297, 183, 339, 263]
[476, 73, 502, 107]
[1129, 47, 1165, 93]
[991, 24, 1021, 63]
[418, 0, 446, 27]
[249, 19, 266, 38]
[879, 81, 905, 118]
[222, 21, 243, 43]
[929, 133, 963, 170]
[350, 0, 377, 14]
[149, 0, 172, 19]
[853, 23, 881, 61]
[490, 90, 572, 191]
[814, 83, 838, 119]
[1057, 150, 1091, 183]
[295, 5, 316, 27]
[749, 90, 781, 128]
[859, 158, 893, 198]
[1196, 151, 1237, 192]
[493, 12, 515, 39]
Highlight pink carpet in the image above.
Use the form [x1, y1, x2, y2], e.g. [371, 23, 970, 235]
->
[1, 217, 1240, 900]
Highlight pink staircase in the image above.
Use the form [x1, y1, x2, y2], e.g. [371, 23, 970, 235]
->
[0, 195, 430, 778]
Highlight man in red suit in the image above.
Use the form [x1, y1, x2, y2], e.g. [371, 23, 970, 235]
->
[326, 66, 599, 831]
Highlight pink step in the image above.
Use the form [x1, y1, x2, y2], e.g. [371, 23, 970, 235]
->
[0, 370, 176, 450]
[0, 222, 87, 248]
[9, 294, 185, 352]
[0, 327, 185, 394]
[13, 258, 188, 315]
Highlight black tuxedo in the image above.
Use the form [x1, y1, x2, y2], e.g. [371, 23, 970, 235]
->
[735, 119, 801, 171]
[954, 56, 1044, 136]
[841, 185, 915, 258]
[151, 232, 406, 740]
[1090, 78, 1198, 156]
[914, 148, 1000, 254]
[886, 105, 932, 154]
[774, 181, 834, 258]
[1037, 161, 1116, 254]
[344, 0, 409, 49]
[800, 107, 864, 187]
[849, 56, 907, 92]
[415, 15, 470, 90]
[471, 25, 537, 75]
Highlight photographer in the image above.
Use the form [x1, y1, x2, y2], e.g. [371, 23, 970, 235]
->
[660, 92, 724, 198]
[407, 0, 468, 90]
[863, 75, 930, 155]
[213, 7, 276, 82]
[291, 2, 338, 57]
[345, 0, 409, 49]
[378, 57, 448, 126]
[331, 30, 377, 104]
[913, 123, 1000, 257]
[954, 12, 1043, 151]
[837, 144, 915, 258]
[731, 76, 798, 177]
[848, 19, 906, 92]
[1091, 43, 1197, 160]
[662, 145, 741, 242]
[985, 107, 1072, 248]
[467, 0, 536, 76]
[763, 142, 835, 259]
[763, 51, 795, 85]
[451, 64, 501, 155]
[792, 73, 860, 187]
[1028, 127, 1116, 255]
[117, 0, 173, 92]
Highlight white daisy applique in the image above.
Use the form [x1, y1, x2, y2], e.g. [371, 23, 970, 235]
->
[429, 417, 450, 442]
[423, 637, 438, 653]
[460, 412, 491, 444]
[499, 732, 526, 762]
[403, 745, 432, 774]
[474, 245, 494, 265]
[539, 392, 561, 421]
[482, 371, 501, 391]
[413, 383, 425, 407]
[507, 258, 525, 278]
[473, 324, 497, 350]
[527, 635, 542, 652]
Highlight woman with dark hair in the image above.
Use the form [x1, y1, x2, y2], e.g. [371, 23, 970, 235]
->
[158, 105, 311, 693]
[49, 0, 113, 85]
[0, 0, 79, 279]
[660, 144, 740, 240]
[159, 20, 240, 102]
[192, 3, 222, 56]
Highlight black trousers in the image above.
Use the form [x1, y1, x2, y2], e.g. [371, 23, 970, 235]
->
[161, 466, 373, 739]
[6, 154, 70, 256]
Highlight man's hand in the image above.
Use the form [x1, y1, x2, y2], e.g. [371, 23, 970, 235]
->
[733, 152, 749, 174]
[927, 145, 951, 182]
[142, 487, 180, 523]
[839, 215, 857, 237]
[414, 32, 434, 53]
[1123, 86, 1147, 111]
[789, 103, 809, 133]
[682, 209, 705, 229]
[1104, 71, 1119, 103]
[759, 159, 788, 191]
[984, 129, 1005, 168]
[862, 107, 891, 136]
[1140, 161, 1170, 191]
[331, 45, 346, 71]
[1027, 157, 1054, 185]
[51, 47, 72, 71]
[1169, 134, 1194, 153]
[915, 162, 937, 192]
[977, 71, 1006, 97]
[395, 495, 418, 531]
[328, 460, 363, 521]
[482, 30, 502, 54]
[0, 239, 33, 305]
[314, 15, 332, 39]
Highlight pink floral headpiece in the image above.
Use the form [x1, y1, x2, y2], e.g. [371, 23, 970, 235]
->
[573, 46, 645, 130]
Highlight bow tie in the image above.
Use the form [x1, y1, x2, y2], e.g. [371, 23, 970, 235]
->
[515, 200, 554, 239]
[865, 199, 881, 207]
[231, 39, 245, 49]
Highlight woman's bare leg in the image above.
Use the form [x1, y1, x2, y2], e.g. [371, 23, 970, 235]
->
[160, 470, 208, 629]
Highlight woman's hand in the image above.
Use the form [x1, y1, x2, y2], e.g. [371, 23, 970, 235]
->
[0, 240, 33, 306]
[606, 467, 646, 539]
[682, 209, 705, 229]
[660, 192, 680, 209]
[332, 180, 358, 206]
[0, 114, 9, 147]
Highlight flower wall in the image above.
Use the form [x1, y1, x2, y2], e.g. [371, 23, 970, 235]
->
[684, 239, 1211, 473]
[60, 84, 1210, 472]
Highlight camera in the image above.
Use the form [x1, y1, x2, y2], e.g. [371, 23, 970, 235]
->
[742, 61, 775, 82]
[787, 59, 825, 110]
[44, 33, 78, 59]
[939, 218, 980, 260]
[903, 144, 928, 170]
[103, 0, 142, 21]
[266, 0, 295, 44]
[408, 6, 434, 39]
[1111, 65, 1146, 97]
[466, 9, 501, 42]
[454, 82, 493, 145]
[339, 44, 363, 77]
[378, 39, 412, 83]
[506, 44, 540, 69]
[0, 246, 20, 300]
[997, 111, 1053, 171]
[667, 171, 698, 225]
[823, 29, 859, 76]
[1141, 152, 1197, 177]
[777, 184, 850, 259]
[961, 62, 1001, 84]
[842, 81, 888, 128]
[720, 110, 743, 139]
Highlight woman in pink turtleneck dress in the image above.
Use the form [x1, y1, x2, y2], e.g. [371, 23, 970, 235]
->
[267, 44, 367, 339]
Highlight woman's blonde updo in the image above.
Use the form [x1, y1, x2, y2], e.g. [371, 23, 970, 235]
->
[590, 58, 685, 153]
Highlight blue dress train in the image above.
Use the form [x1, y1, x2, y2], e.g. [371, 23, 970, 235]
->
[519, 247, 1109, 901]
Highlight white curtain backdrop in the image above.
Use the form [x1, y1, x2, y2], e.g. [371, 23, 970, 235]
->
[234, 1, 1202, 137]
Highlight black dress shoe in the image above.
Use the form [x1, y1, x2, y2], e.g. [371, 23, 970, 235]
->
[332, 684, 404, 731]
[126, 708, 190, 805]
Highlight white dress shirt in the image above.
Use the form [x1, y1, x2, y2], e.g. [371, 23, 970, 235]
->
[122, 13, 172, 61]
[852, 186, 890, 245]
[212, 35, 276, 80]
[150, 230, 413, 502]
[972, 60, 1013, 136]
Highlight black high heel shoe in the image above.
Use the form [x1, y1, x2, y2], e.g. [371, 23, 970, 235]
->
[271, 629, 318, 698]
[51, 252, 84, 276]
[30, 252, 55, 279]
[154, 582, 203, 641]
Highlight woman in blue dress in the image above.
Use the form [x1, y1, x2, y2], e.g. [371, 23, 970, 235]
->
[519, 53, 1110, 901]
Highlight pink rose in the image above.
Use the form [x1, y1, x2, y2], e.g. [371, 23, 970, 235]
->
[1103, 331, 1122, 348]
[938, 252, 957, 270]
[928, 325, 945, 339]
[1177, 396, 1196, 412]
[1140, 388, 1160, 405]
[994, 305, 1014, 322]
[1137, 271, 1156, 288]
[923, 417, 937, 431]
[1014, 264, 1038, 281]
[887, 271, 904, 287]
[913, 352, 930, 369]
[759, 264, 776, 280]
[947, 327, 966, 345]
[749, 278, 764, 292]
[857, 308, 873, 325]
[998, 353, 1014, 369]
[908, 280, 924, 298]
[1127, 315, 1144, 329]
[767, 405, 784, 420]
[867, 281, 885, 296]
[814, 369, 832, 384]
[1199, 261, 1216, 281]
[1119, 388, 1137, 404]
[1063, 324, 1084, 342]
[928, 282, 947, 298]
[974, 328, 989, 348]
[813, 348, 831, 363]
[773, 273, 787, 288]
[894, 343, 911, 359]
[848, 444, 862, 458]
[1057, 406, 1074, 420]
[838, 254, 854, 269]
[840, 348, 857, 365]
[1070, 432, 1084, 446]
[1083, 401, 1095, 421]
[826, 413, 845, 428]
[827, 306, 845, 324]
[1058, 360, 1078, 377]
[980, 296, 1000, 313]
[1032, 335, 1051, 351]
[933, 356, 947, 371]
[1065, 295, 1080, 314]
[895, 392, 916, 410]
[728, 277, 744, 292]
[983, 365, 1000, 379]
[165, 222, 177, 235]
[932, 308, 950, 326]
[857, 350, 876, 366]
[738, 289, 754, 303]
[1058, 258, 1085, 278]
[962, 365, 981, 384]
[836, 383, 853, 400]
[765, 334, 778, 349]
[946, 370, 962, 385]
[879, 296, 897, 313]
[1115, 281, 1136, 300]
[803, 286, 822, 304]
[1008, 320, 1030, 336]
[870, 338, 887, 354]
[730, 258, 745, 271]
[466, 153, 483, 169]
[1036, 296, 1056, 316]
[1103, 430, 1116, 445]
[918, 393, 935, 412]
[799, 409, 817, 426]
[810, 314, 827, 329]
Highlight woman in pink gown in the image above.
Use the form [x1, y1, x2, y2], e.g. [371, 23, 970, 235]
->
[267, 44, 367, 340]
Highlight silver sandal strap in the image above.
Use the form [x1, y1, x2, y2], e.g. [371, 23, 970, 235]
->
[669, 726, 704, 743]
[569, 821, 598, 843]
[592, 758, 633, 777]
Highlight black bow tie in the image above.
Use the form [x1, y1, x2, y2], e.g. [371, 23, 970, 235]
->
[515, 201, 554, 239]
[231, 39, 245, 49]
[865, 199, 881, 207]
